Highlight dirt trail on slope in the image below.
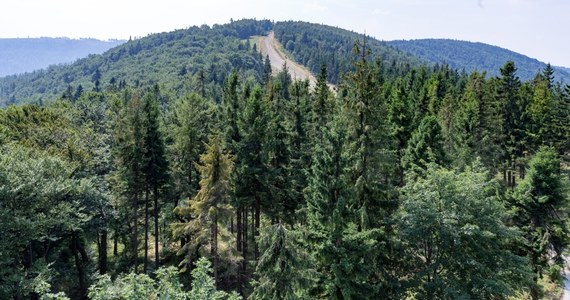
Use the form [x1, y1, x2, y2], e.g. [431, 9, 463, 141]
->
[257, 31, 335, 91]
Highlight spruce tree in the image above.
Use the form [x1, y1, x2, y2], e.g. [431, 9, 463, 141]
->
[250, 224, 310, 300]
[141, 87, 169, 271]
[497, 61, 523, 187]
[234, 86, 270, 263]
[401, 115, 446, 172]
[510, 147, 569, 300]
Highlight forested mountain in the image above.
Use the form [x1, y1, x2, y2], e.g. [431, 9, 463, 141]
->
[387, 38, 570, 83]
[1, 19, 569, 300]
[273, 21, 424, 84]
[0, 38, 125, 77]
[0, 20, 425, 105]
[0, 20, 273, 105]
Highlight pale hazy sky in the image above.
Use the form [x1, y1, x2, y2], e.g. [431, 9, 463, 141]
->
[1, 0, 568, 67]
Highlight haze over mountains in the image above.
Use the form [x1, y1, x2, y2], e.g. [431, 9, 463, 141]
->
[0, 38, 125, 77]
[0, 19, 567, 106]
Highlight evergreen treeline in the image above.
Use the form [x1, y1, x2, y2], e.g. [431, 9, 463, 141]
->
[273, 21, 423, 84]
[1, 36, 570, 300]
[387, 39, 570, 83]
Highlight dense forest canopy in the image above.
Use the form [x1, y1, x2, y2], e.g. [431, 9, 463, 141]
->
[387, 39, 570, 83]
[0, 19, 569, 300]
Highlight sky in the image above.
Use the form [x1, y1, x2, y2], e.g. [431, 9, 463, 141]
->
[1, 0, 568, 67]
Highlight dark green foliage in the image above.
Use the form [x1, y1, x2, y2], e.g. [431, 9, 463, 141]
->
[250, 224, 310, 300]
[1, 18, 569, 300]
[273, 21, 422, 84]
[388, 39, 570, 83]
[510, 147, 569, 299]
[304, 117, 379, 299]
[402, 115, 446, 172]
[0, 19, 271, 105]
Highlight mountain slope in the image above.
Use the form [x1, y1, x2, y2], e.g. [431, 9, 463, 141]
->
[273, 21, 424, 84]
[0, 38, 125, 77]
[387, 39, 570, 83]
[0, 19, 272, 105]
[0, 20, 425, 105]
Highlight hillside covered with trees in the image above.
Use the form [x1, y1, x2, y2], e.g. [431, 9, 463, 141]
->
[387, 39, 570, 83]
[0, 38, 125, 77]
[1, 19, 569, 300]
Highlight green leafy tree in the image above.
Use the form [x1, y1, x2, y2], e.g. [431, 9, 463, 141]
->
[88, 259, 240, 300]
[399, 163, 531, 299]
[0, 144, 99, 299]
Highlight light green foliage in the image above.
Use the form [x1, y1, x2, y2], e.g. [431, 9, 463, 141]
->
[173, 132, 240, 279]
[189, 258, 239, 300]
[88, 259, 240, 300]
[399, 163, 531, 299]
[168, 92, 214, 199]
[89, 272, 155, 300]
[0, 144, 97, 298]
[0, 19, 272, 105]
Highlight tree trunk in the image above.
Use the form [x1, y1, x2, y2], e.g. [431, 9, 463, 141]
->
[113, 231, 118, 256]
[154, 185, 160, 270]
[144, 188, 149, 273]
[212, 212, 219, 282]
[237, 207, 242, 251]
[133, 192, 139, 273]
[243, 205, 248, 273]
[70, 232, 88, 300]
[255, 197, 260, 260]
[99, 229, 108, 274]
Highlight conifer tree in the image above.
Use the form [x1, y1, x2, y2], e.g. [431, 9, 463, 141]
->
[141, 87, 169, 271]
[510, 147, 569, 300]
[110, 91, 145, 272]
[234, 86, 269, 263]
[341, 39, 399, 296]
[169, 93, 214, 201]
[401, 115, 446, 172]
[342, 39, 393, 228]
[497, 61, 523, 187]
[173, 131, 240, 282]
[312, 63, 332, 138]
[304, 116, 378, 299]
[250, 223, 310, 300]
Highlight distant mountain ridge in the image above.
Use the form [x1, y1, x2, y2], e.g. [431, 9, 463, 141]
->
[386, 39, 570, 83]
[0, 38, 125, 77]
[2, 20, 568, 106]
